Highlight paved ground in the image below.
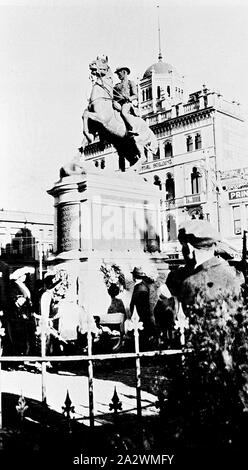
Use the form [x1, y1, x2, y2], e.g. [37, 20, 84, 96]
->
[1, 364, 159, 427]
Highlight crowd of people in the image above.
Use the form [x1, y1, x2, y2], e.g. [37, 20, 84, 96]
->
[0, 266, 68, 365]
[0, 218, 247, 361]
[1, 217, 247, 453]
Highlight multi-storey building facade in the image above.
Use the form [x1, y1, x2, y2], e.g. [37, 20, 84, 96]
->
[0, 209, 54, 276]
[84, 57, 247, 258]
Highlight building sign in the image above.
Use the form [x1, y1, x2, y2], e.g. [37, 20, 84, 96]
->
[57, 203, 80, 252]
[229, 187, 248, 200]
[221, 167, 248, 179]
[141, 158, 172, 172]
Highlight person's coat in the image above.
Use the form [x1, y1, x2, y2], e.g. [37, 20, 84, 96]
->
[130, 280, 155, 330]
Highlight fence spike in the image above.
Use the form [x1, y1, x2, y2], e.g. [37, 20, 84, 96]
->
[62, 390, 75, 433]
[16, 394, 28, 421]
[109, 387, 122, 414]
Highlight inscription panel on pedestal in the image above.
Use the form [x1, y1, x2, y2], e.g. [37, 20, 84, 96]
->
[57, 203, 80, 252]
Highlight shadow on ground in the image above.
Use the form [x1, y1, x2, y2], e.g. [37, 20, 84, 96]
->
[0, 392, 247, 467]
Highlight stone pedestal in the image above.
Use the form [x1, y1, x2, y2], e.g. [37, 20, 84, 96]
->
[47, 170, 162, 317]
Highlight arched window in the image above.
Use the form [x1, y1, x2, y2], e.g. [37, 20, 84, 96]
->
[167, 86, 171, 97]
[195, 133, 202, 150]
[191, 167, 201, 194]
[153, 146, 160, 161]
[144, 147, 148, 162]
[165, 173, 175, 200]
[95, 160, 99, 167]
[146, 88, 152, 100]
[186, 135, 193, 152]
[154, 175, 162, 190]
[166, 214, 177, 241]
[164, 141, 173, 158]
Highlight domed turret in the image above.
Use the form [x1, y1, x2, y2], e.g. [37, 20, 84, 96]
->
[143, 61, 177, 79]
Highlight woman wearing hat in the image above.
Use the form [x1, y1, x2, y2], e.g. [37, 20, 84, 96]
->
[113, 66, 139, 136]
[8, 266, 36, 357]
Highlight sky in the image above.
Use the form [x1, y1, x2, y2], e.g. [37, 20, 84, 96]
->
[1, 0, 248, 215]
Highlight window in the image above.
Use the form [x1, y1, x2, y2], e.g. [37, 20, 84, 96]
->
[157, 86, 161, 99]
[153, 147, 160, 161]
[100, 159, 105, 169]
[145, 87, 152, 100]
[154, 175, 162, 190]
[164, 141, 173, 158]
[186, 135, 193, 152]
[165, 173, 175, 200]
[233, 205, 241, 235]
[95, 160, 99, 167]
[144, 147, 148, 162]
[195, 133, 202, 150]
[191, 167, 201, 194]
[12, 237, 23, 255]
[166, 214, 177, 241]
[142, 90, 145, 102]
[167, 86, 171, 97]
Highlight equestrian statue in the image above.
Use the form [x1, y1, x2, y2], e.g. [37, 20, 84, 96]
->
[80, 55, 158, 172]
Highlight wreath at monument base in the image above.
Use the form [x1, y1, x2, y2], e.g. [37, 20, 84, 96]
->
[100, 262, 126, 290]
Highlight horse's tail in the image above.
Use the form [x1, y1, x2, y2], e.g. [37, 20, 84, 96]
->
[134, 117, 158, 156]
[147, 129, 158, 155]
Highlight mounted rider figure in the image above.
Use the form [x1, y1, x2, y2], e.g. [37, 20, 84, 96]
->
[113, 66, 139, 136]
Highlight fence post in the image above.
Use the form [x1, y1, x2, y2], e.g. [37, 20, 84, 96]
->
[87, 313, 94, 428]
[130, 308, 143, 420]
[40, 311, 47, 405]
[0, 312, 4, 430]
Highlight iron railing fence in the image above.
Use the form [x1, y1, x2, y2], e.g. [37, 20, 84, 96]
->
[0, 309, 184, 432]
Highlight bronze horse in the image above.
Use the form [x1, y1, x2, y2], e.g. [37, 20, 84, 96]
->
[81, 56, 158, 172]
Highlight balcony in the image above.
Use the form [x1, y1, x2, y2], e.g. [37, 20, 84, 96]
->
[183, 102, 200, 114]
[161, 193, 206, 210]
[185, 194, 202, 204]
[144, 110, 172, 126]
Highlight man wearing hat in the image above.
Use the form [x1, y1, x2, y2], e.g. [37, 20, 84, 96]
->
[164, 224, 248, 444]
[170, 219, 244, 316]
[130, 266, 156, 345]
[113, 66, 139, 136]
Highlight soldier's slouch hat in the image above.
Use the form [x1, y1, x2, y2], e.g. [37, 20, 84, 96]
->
[115, 66, 130, 75]
[178, 219, 221, 249]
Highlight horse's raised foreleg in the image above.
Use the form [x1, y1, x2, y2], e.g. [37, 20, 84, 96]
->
[82, 109, 106, 144]
[82, 109, 94, 143]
